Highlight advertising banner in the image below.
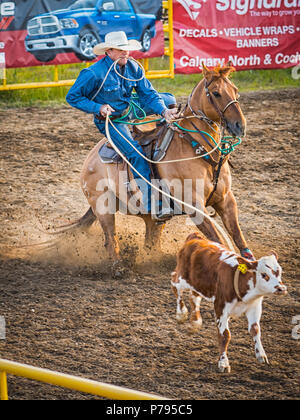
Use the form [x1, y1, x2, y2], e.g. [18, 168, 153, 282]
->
[0, 0, 164, 68]
[174, 0, 300, 73]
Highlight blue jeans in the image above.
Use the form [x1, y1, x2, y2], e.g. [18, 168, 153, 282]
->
[95, 92, 176, 214]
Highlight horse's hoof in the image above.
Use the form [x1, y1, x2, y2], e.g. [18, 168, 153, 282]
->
[111, 260, 127, 279]
[241, 248, 255, 261]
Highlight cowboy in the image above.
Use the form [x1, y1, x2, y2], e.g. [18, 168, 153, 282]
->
[66, 31, 177, 221]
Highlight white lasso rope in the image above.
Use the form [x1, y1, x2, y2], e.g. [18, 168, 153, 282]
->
[91, 57, 145, 101]
[95, 56, 222, 163]
[108, 117, 222, 164]
[114, 57, 145, 81]
[105, 115, 235, 252]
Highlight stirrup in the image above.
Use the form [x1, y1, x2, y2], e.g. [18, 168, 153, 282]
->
[152, 208, 174, 222]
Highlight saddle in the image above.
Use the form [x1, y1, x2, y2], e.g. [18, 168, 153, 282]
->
[97, 116, 222, 214]
[98, 117, 174, 165]
[98, 117, 179, 216]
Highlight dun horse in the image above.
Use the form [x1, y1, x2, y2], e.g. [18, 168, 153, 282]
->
[69, 64, 254, 263]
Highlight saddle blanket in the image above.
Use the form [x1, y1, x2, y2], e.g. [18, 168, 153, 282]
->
[98, 126, 174, 164]
[98, 141, 122, 164]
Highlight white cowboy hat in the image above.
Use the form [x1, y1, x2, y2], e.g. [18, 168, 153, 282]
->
[93, 31, 142, 56]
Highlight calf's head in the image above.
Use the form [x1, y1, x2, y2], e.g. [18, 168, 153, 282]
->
[255, 252, 287, 296]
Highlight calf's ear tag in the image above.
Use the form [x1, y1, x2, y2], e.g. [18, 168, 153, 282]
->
[238, 264, 248, 274]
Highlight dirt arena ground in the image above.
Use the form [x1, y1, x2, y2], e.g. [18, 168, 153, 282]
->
[0, 88, 299, 400]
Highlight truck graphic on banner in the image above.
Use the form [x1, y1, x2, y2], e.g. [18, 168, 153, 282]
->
[24, 0, 157, 62]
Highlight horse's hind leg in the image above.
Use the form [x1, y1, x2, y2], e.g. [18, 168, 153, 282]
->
[143, 215, 164, 254]
[95, 211, 120, 261]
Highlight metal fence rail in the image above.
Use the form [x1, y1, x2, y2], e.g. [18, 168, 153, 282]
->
[0, 358, 167, 400]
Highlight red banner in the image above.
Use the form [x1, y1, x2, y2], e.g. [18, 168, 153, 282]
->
[174, 0, 300, 73]
[0, 0, 164, 68]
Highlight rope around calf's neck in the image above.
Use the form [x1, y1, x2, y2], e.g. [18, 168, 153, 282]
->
[105, 115, 235, 252]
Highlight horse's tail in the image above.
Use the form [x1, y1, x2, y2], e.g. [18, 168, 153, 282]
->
[47, 207, 97, 235]
[0, 208, 97, 252]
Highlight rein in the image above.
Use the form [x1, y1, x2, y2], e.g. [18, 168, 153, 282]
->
[106, 91, 242, 202]
[173, 121, 242, 156]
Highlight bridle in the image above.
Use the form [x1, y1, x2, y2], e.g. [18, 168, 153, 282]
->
[204, 78, 240, 126]
[185, 76, 241, 206]
[187, 76, 240, 131]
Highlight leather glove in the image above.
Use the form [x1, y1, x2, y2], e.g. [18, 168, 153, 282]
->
[162, 107, 179, 123]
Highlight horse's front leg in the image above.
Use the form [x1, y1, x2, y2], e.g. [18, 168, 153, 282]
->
[188, 198, 223, 244]
[214, 191, 255, 260]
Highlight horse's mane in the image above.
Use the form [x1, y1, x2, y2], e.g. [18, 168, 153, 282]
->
[212, 64, 236, 78]
[197, 63, 237, 92]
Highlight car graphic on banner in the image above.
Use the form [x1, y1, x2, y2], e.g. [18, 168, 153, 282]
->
[24, 0, 157, 62]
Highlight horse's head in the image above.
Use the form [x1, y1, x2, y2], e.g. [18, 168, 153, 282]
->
[192, 64, 246, 137]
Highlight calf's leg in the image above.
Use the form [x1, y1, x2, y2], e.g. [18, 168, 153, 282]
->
[216, 304, 231, 373]
[246, 301, 269, 364]
[171, 272, 188, 323]
[189, 291, 203, 332]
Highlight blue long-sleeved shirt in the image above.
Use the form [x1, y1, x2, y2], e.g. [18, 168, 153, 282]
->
[66, 55, 167, 117]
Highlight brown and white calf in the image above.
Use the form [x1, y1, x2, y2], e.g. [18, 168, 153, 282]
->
[171, 233, 287, 373]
